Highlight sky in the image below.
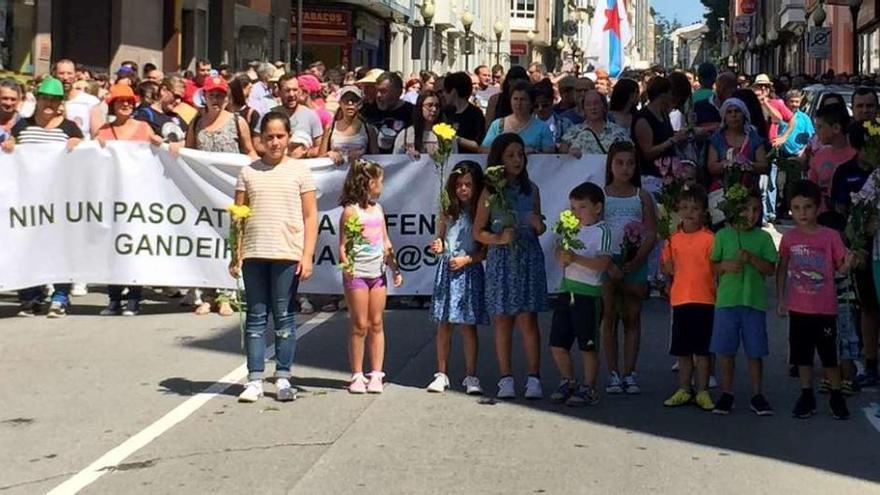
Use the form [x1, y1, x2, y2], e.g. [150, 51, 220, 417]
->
[650, 0, 707, 26]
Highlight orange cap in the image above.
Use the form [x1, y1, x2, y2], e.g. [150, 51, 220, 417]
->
[106, 83, 138, 106]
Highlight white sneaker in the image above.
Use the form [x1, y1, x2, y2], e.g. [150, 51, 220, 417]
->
[70, 283, 88, 297]
[462, 376, 483, 395]
[606, 371, 624, 394]
[623, 373, 641, 394]
[426, 372, 450, 393]
[275, 378, 296, 402]
[708, 375, 719, 389]
[238, 380, 263, 403]
[299, 296, 315, 315]
[497, 376, 515, 399]
[524, 376, 543, 400]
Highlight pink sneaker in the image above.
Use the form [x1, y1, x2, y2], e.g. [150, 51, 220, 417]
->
[349, 373, 367, 394]
[367, 371, 385, 394]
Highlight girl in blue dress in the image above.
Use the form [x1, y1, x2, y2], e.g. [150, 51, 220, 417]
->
[473, 133, 549, 400]
[426, 160, 489, 395]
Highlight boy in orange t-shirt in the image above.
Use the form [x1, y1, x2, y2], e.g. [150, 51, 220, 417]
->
[661, 185, 717, 411]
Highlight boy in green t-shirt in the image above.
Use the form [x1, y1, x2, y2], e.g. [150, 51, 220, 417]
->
[709, 193, 779, 416]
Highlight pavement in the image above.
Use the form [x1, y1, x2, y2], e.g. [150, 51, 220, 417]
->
[1, 286, 879, 495]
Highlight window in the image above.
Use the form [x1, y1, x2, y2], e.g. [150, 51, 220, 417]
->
[511, 0, 536, 19]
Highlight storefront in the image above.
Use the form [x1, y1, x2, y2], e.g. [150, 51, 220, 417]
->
[291, 5, 388, 70]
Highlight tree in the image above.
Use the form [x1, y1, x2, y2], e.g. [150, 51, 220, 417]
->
[701, 0, 729, 46]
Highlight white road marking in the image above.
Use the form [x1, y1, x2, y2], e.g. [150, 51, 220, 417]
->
[47, 311, 336, 495]
[865, 403, 880, 433]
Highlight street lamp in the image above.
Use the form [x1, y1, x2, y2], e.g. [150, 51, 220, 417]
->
[494, 21, 505, 66]
[461, 10, 474, 71]
[812, 3, 826, 26]
[850, 0, 864, 73]
[421, 1, 435, 71]
[526, 30, 536, 65]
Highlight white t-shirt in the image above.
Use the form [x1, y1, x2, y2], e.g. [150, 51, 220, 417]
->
[64, 92, 100, 139]
[561, 220, 611, 294]
[267, 105, 323, 144]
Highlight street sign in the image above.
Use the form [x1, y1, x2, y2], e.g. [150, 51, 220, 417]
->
[563, 20, 579, 37]
[740, 0, 757, 14]
[807, 27, 831, 59]
[734, 15, 751, 41]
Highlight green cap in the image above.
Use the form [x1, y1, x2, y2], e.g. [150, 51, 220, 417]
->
[36, 76, 64, 98]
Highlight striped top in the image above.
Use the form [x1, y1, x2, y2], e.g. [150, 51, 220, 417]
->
[11, 117, 83, 144]
[561, 220, 612, 296]
[235, 158, 317, 262]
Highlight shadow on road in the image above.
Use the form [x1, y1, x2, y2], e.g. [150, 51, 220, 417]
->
[172, 299, 880, 484]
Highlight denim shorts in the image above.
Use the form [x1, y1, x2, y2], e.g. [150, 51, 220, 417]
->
[610, 254, 648, 284]
[710, 306, 769, 358]
[838, 302, 862, 361]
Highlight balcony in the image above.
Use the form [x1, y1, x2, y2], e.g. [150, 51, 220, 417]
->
[779, 0, 806, 31]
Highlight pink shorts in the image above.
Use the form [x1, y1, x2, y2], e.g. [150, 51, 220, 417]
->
[343, 274, 387, 291]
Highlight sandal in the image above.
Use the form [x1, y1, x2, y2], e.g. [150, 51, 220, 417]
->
[194, 302, 212, 315]
[218, 301, 234, 317]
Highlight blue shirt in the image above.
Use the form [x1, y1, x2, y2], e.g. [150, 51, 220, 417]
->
[778, 110, 814, 157]
[482, 116, 555, 153]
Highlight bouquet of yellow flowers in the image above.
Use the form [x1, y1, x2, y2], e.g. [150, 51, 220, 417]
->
[554, 210, 584, 251]
[340, 214, 368, 275]
[431, 123, 457, 215]
[718, 183, 750, 229]
[227, 204, 252, 268]
[863, 119, 880, 169]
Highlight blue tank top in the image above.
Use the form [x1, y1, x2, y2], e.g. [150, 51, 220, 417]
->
[489, 183, 537, 236]
[445, 214, 476, 256]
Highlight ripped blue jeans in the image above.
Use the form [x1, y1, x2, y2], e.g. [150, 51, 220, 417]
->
[242, 259, 301, 381]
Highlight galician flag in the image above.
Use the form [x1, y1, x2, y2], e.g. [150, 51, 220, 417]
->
[588, 0, 631, 78]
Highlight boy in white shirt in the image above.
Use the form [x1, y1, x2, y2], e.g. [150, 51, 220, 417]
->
[550, 182, 613, 406]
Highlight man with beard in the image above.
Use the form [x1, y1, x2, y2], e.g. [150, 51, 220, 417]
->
[53, 59, 101, 137]
[362, 72, 413, 154]
[270, 72, 324, 158]
[473, 65, 500, 114]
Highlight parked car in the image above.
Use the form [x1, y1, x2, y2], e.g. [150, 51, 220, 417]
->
[801, 84, 878, 119]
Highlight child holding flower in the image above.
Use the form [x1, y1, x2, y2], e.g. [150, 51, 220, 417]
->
[602, 141, 657, 395]
[549, 182, 612, 406]
[338, 160, 404, 395]
[426, 160, 489, 395]
[232, 112, 318, 403]
[709, 188, 778, 416]
[473, 133, 548, 400]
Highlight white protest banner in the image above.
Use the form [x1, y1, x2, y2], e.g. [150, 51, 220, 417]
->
[0, 143, 605, 295]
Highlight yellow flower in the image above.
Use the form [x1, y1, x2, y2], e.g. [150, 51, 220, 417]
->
[432, 123, 457, 141]
[559, 210, 580, 231]
[227, 204, 252, 221]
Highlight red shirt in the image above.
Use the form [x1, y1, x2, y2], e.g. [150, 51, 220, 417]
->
[767, 98, 793, 141]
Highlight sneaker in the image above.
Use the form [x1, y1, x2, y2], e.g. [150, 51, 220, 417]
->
[497, 376, 516, 399]
[792, 390, 817, 419]
[16, 300, 41, 317]
[713, 393, 735, 415]
[855, 370, 879, 388]
[829, 391, 850, 420]
[606, 371, 624, 394]
[298, 296, 315, 315]
[349, 373, 368, 394]
[47, 301, 66, 319]
[101, 300, 123, 316]
[70, 283, 88, 297]
[708, 376, 718, 389]
[550, 379, 575, 403]
[694, 391, 715, 411]
[367, 372, 384, 394]
[749, 394, 774, 416]
[426, 372, 450, 393]
[122, 300, 140, 317]
[663, 388, 693, 407]
[623, 373, 641, 394]
[818, 379, 831, 394]
[275, 378, 296, 402]
[841, 380, 860, 396]
[462, 376, 483, 395]
[238, 380, 263, 402]
[567, 385, 600, 406]
[524, 376, 543, 400]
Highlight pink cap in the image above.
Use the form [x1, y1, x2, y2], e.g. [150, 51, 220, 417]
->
[297, 74, 322, 93]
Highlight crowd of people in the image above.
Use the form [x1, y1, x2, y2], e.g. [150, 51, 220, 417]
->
[5, 56, 880, 420]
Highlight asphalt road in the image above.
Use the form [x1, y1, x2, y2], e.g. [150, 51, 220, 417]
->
[1, 287, 879, 495]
